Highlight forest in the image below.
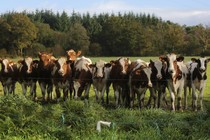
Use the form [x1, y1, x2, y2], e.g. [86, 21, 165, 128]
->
[0, 10, 210, 57]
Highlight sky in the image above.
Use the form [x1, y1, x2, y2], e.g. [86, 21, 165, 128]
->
[1, 0, 210, 26]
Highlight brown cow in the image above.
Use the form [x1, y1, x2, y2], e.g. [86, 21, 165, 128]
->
[37, 52, 55, 102]
[73, 56, 92, 100]
[18, 57, 39, 100]
[51, 57, 72, 101]
[0, 58, 19, 95]
[109, 57, 131, 107]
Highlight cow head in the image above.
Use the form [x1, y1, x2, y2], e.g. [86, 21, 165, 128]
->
[89, 60, 112, 79]
[149, 60, 166, 80]
[131, 63, 152, 88]
[0, 58, 15, 73]
[160, 53, 184, 77]
[191, 56, 210, 73]
[38, 52, 54, 69]
[18, 57, 39, 74]
[66, 49, 81, 61]
[110, 57, 131, 75]
[54, 57, 71, 76]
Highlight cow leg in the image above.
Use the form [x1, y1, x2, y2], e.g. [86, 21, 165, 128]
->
[192, 85, 197, 111]
[183, 86, 188, 110]
[177, 87, 183, 111]
[21, 83, 27, 96]
[47, 84, 53, 101]
[8, 84, 14, 95]
[93, 87, 99, 102]
[106, 85, 110, 105]
[168, 89, 175, 111]
[199, 88, 205, 111]
[39, 82, 46, 102]
[31, 83, 37, 101]
[73, 81, 80, 99]
[63, 88, 69, 101]
[55, 87, 61, 101]
[3, 85, 7, 95]
[129, 86, 135, 109]
[84, 84, 91, 100]
[101, 86, 106, 105]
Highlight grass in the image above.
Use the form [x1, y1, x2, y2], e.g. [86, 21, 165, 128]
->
[0, 56, 210, 139]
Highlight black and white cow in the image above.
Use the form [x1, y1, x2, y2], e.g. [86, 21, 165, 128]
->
[89, 60, 112, 104]
[189, 56, 210, 111]
[147, 59, 168, 108]
[18, 57, 39, 100]
[128, 59, 152, 109]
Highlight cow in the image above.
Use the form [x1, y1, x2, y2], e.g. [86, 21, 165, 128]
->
[88, 60, 112, 104]
[147, 59, 168, 108]
[0, 58, 19, 95]
[51, 57, 72, 101]
[73, 56, 92, 100]
[160, 53, 189, 111]
[189, 56, 210, 111]
[109, 57, 131, 108]
[37, 52, 55, 102]
[66, 49, 82, 98]
[18, 57, 39, 100]
[128, 59, 152, 109]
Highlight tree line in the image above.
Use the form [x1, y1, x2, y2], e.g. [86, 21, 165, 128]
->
[0, 10, 210, 57]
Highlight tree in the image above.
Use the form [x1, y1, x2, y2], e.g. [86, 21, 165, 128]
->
[6, 13, 38, 56]
[65, 22, 90, 54]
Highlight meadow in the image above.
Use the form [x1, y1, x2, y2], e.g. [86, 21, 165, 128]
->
[0, 56, 210, 139]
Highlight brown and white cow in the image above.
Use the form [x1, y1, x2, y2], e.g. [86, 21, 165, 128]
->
[109, 57, 131, 107]
[147, 59, 168, 108]
[89, 60, 112, 104]
[160, 53, 189, 111]
[128, 59, 152, 109]
[189, 56, 210, 111]
[18, 57, 39, 100]
[73, 56, 92, 100]
[37, 52, 55, 102]
[66, 49, 81, 61]
[0, 58, 19, 95]
[51, 57, 72, 101]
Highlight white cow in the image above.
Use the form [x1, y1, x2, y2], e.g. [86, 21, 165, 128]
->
[89, 60, 112, 104]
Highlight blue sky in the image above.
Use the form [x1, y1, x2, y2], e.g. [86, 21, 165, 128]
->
[1, 0, 210, 26]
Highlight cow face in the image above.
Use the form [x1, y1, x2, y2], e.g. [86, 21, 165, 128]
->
[66, 49, 81, 61]
[38, 52, 54, 68]
[89, 60, 112, 79]
[132, 64, 152, 88]
[191, 57, 210, 73]
[55, 57, 71, 76]
[0, 59, 15, 73]
[160, 53, 184, 76]
[150, 60, 164, 80]
[111, 57, 130, 75]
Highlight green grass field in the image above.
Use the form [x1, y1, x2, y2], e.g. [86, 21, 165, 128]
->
[0, 56, 210, 139]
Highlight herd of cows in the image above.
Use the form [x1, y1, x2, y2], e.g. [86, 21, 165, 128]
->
[0, 49, 209, 112]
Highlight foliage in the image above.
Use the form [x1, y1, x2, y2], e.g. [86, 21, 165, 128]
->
[1, 10, 210, 56]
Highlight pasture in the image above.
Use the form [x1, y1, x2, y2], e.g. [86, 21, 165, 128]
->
[0, 56, 210, 139]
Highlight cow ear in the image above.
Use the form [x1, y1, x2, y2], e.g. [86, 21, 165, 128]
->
[110, 60, 116, 66]
[33, 60, 39, 64]
[88, 64, 95, 68]
[159, 56, 167, 62]
[17, 60, 24, 64]
[206, 58, 210, 63]
[177, 56, 184, 62]
[105, 63, 112, 68]
[38, 52, 42, 57]
[77, 51, 82, 57]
